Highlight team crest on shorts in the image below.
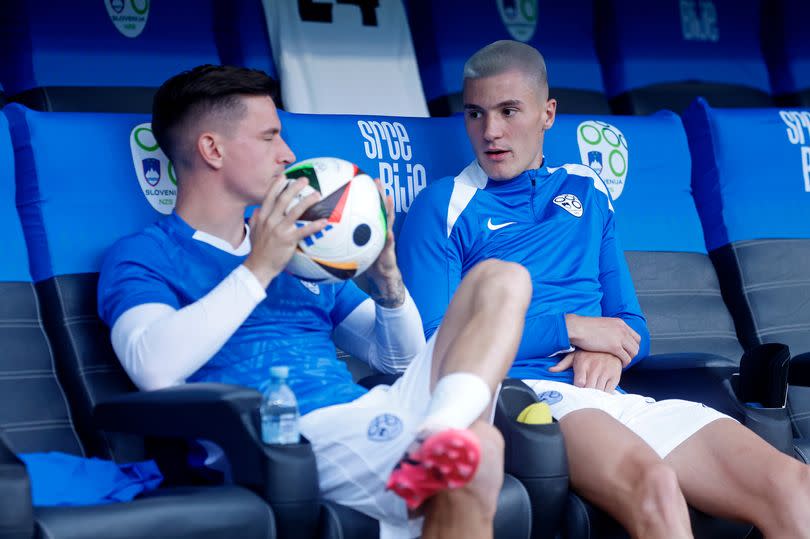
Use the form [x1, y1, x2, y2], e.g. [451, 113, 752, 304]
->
[367, 413, 403, 442]
[537, 390, 563, 405]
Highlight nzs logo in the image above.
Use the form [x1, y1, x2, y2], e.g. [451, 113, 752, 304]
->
[577, 120, 629, 200]
[537, 390, 563, 405]
[553, 194, 583, 218]
[367, 413, 403, 442]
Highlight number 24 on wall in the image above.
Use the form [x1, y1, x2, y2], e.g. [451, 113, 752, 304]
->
[298, 0, 380, 26]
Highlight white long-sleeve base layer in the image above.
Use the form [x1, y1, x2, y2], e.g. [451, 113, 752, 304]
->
[109, 228, 424, 392]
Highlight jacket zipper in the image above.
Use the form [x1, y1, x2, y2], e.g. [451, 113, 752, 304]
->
[529, 170, 538, 222]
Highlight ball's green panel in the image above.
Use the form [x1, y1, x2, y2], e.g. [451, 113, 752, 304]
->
[285, 163, 321, 192]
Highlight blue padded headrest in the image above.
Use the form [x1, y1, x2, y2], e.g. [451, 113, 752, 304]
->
[0, 1, 220, 95]
[5, 104, 474, 280]
[214, 0, 278, 79]
[0, 114, 32, 282]
[598, 0, 770, 97]
[544, 111, 706, 253]
[408, 0, 604, 103]
[6, 105, 161, 281]
[279, 110, 474, 234]
[762, 0, 810, 96]
[683, 98, 810, 251]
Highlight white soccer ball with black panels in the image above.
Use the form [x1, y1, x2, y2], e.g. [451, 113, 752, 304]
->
[284, 157, 387, 283]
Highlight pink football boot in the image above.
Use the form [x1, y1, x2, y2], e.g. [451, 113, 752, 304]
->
[386, 428, 481, 510]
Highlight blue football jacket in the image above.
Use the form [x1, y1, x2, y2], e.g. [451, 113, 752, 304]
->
[397, 160, 650, 383]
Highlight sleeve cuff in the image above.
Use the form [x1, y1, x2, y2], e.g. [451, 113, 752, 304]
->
[235, 265, 268, 303]
[374, 289, 414, 314]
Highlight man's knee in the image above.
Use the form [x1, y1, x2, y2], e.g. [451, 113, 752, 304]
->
[467, 260, 531, 308]
[768, 460, 810, 512]
[631, 460, 682, 513]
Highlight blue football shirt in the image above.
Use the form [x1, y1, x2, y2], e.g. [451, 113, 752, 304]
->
[98, 212, 368, 414]
[397, 160, 650, 383]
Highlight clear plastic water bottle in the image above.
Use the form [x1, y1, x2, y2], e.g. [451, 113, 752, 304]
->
[260, 366, 300, 444]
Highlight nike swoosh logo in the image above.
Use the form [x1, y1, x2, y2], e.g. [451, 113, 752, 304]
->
[487, 218, 516, 231]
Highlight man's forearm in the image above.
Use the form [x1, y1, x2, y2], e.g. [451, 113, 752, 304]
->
[366, 268, 407, 308]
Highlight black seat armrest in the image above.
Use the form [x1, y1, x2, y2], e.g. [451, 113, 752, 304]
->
[789, 352, 810, 387]
[93, 383, 319, 539]
[621, 353, 740, 418]
[494, 379, 568, 539]
[0, 432, 34, 539]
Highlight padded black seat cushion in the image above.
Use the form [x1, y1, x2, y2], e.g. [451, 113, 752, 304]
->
[34, 486, 274, 539]
[428, 88, 611, 117]
[493, 475, 532, 539]
[11, 87, 156, 114]
[609, 82, 773, 115]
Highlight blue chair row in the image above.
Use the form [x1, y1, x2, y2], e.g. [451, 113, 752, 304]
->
[5, 100, 808, 536]
[1, 1, 809, 116]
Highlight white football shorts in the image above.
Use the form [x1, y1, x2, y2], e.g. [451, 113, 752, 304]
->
[522, 379, 732, 458]
[299, 333, 438, 539]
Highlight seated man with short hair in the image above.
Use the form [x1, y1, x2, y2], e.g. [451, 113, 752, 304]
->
[397, 40, 810, 539]
[98, 64, 531, 539]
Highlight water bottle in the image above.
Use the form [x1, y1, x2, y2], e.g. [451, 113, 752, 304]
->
[260, 366, 300, 444]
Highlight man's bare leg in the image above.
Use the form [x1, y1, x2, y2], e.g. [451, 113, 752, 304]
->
[560, 410, 693, 539]
[415, 259, 531, 539]
[430, 259, 531, 391]
[666, 419, 810, 537]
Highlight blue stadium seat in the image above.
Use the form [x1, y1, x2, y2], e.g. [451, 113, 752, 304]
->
[406, 0, 610, 116]
[0, 107, 275, 539]
[539, 111, 752, 538]
[684, 98, 810, 453]
[213, 0, 279, 82]
[545, 112, 743, 367]
[0, 1, 220, 112]
[762, 0, 810, 107]
[597, 0, 773, 114]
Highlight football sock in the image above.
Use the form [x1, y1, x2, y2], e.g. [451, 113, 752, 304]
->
[419, 372, 492, 433]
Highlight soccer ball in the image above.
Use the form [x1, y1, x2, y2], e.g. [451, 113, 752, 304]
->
[283, 157, 387, 283]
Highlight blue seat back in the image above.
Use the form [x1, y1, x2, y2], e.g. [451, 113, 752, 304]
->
[0, 112, 84, 455]
[543, 111, 742, 358]
[683, 98, 810, 352]
[598, 0, 770, 98]
[0, 115, 31, 283]
[6, 105, 159, 281]
[280, 110, 474, 234]
[0, 1, 220, 96]
[407, 0, 604, 106]
[684, 99, 810, 250]
[545, 112, 705, 253]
